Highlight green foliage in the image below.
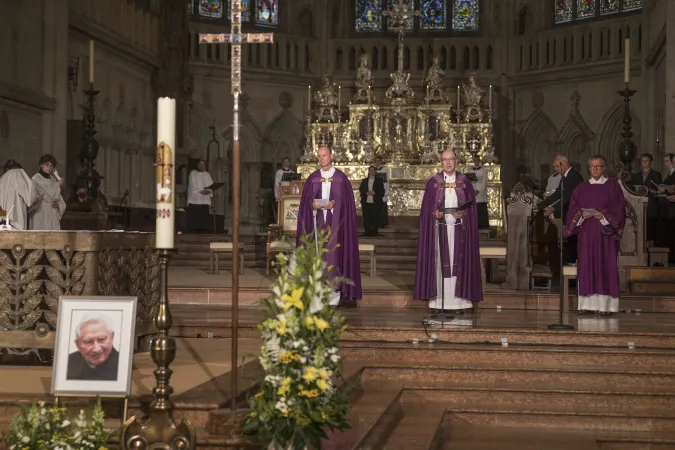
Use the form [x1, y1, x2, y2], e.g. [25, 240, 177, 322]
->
[1, 397, 111, 449]
[243, 230, 352, 450]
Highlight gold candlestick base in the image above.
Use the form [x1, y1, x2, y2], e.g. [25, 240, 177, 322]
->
[120, 249, 196, 449]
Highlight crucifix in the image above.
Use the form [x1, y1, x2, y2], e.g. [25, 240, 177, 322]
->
[199, 0, 273, 414]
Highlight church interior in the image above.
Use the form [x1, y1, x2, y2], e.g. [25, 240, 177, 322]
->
[2, 0, 675, 448]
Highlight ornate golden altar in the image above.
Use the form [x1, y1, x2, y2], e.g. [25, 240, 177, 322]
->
[297, 5, 502, 227]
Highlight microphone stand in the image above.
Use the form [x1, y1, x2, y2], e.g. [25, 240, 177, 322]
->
[548, 174, 575, 330]
[429, 215, 455, 323]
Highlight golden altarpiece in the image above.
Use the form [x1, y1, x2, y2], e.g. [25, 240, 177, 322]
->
[296, 4, 502, 228]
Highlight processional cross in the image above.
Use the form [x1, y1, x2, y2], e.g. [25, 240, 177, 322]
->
[198, 0, 273, 413]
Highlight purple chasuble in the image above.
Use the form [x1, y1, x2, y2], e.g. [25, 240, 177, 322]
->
[296, 168, 362, 300]
[564, 179, 625, 299]
[413, 172, 483, 302]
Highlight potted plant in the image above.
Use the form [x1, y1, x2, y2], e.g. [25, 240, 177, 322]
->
[244, 231, 352, 450]
[1, 397, 111, 449]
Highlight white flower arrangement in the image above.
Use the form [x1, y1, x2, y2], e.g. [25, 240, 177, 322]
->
[244, 231, 352, 450]
[1, 397, 111, 450]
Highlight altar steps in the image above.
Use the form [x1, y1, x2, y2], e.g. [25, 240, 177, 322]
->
[628, 266, 675, 295]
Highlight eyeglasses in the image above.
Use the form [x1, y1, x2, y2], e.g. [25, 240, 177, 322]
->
[589, 165, 604, 170]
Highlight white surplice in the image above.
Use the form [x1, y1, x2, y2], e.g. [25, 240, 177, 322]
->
[576, 175, 618, 313]
[187, 170, 214, 206]
[0, 168, 36, 230]
[29, 173, 65, 230]
[429, 172, 473, 311]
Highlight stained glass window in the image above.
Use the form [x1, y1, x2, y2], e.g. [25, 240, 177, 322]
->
[623, 0, 641, 11]
[451, 0, 479, 31]
[421, 0, 447, 30]
[388, 0, 414, 32]
[256, 0, 278, 26]
[600, 0, 619, 14]
[577, 0, 595, 18]
[227, 0, 251, 21]
[199, 0, 223, 18]
[356, 0, 383, 32]
[554, 0, 573, 23]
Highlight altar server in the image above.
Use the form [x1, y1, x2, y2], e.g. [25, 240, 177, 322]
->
[187, 159, 214, 234]
[296, 146, 362, 306]
[29, 155, 65, 230]
[564, 155, 625, 316]
[414, 149, 483, 313]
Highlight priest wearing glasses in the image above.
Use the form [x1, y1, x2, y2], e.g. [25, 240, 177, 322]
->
[564, 155, 625, 316]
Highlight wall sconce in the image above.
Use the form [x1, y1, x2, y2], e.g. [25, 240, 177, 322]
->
[68, 56, 80, 91]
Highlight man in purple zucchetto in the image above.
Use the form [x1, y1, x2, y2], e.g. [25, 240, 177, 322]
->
[414, 148, 483, 313]
[296, 146, 362, 306]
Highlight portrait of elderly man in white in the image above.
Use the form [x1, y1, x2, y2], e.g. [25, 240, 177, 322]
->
[66, 314, 119, 381]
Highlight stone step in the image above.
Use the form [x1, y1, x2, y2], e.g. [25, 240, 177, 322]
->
[324, 382, 403, 450]
[440, 402, 675, 432]
[378, 403, 445, 450]
[595, 430, 675, 449]
[400, 384, 675, 410]
[362, 365, 675, 388]
[341, 342, 675, 369]
[440, 426, 599, 450]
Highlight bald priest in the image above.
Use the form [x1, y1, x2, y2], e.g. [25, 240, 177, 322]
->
[414, 149, 483, 313]
[296, 145, 362, 307]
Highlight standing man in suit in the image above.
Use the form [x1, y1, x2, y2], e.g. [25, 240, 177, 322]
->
[657, 153, 675, 263]
[359, 166, 385, 237]
[537, 155, 584, 265]
[631, 153, 661, 243]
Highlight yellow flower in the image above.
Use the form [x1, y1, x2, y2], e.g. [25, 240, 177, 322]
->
[275, 324, 287, 335]
[298, 389, 319, 398]
[318, 368, 329, 380]
[249, 411, 257, 418]
[304, 316, 315, 329]
[314, 318, 329, 331]
[316, 379, 329, 391]
[303, 367, 318, 382]
[279, 350, 300, 364]
[321, 411, 327, 421]
[282, 410, 290, 417]
[278, 376, 292, 396]
[254, 392, 263, 399]
[282, 287, 305, 311]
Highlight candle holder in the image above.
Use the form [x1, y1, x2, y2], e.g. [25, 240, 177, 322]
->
[120, 249, 196, 449]
[77, 83, 103, 202]
[617, 84, 637, 171]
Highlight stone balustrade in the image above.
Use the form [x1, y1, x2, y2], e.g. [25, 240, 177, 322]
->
[69, 0, 160, 57]
[512, 15, 642, 73]
[188, 30, 317, 76]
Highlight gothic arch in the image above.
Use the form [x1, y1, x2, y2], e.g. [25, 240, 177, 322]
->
[595, 100, 642, 167]
[297, 7, 313, 37]
[520, 109, 558, 178]
[261, 109, 303, 165]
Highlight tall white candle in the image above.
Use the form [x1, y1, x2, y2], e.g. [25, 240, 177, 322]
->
[89, 40, 95, 84]
[155, 97, 176, 249]
[624, 38, 630, 84]
[489, 85, 492, 109]
[307, 86, 311, 111]
[368, 86, 372, 107]
[338, 85, 341, 116]
[426, 85, 430, 107]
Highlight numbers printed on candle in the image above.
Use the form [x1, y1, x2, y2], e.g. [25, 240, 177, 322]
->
[156, 208, 171, 218]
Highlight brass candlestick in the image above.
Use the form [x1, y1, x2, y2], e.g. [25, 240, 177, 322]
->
[120, 249, 196, 449]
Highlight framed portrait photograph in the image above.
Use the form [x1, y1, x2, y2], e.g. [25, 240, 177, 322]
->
[279, 195, 301, 234]
[51, 296, 138, 397]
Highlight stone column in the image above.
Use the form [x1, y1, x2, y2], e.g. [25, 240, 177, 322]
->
[42, 0, 69, 167]
[665, 2, 675, 154]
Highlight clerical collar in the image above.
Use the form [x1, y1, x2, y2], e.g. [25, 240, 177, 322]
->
[563, 167, 571, 177]
[39, 170, 50, 179]
[589, 176, 607, 184]
[283, 168, 290, 171]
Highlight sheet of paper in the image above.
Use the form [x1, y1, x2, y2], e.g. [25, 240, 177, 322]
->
[582, 208, 598, 215]
[315, 198, 329, 206]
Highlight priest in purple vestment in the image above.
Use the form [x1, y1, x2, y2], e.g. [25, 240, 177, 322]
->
[296, 146, 362, 306]
[564, 154, 625, 316]
[414, 149, 483, 313]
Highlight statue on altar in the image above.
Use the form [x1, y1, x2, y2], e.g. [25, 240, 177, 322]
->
[461, 73, 486, 122]
[353, 54, 373, 104]
[386, 71, 414, 100]
[315, 75, 339, 122]
[424, 56, 446, 103]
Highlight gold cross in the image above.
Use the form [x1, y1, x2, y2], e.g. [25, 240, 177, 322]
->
[445, 183, 456, 188]
[198, 0, 274, 95]
[321, 178, 333, 182]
